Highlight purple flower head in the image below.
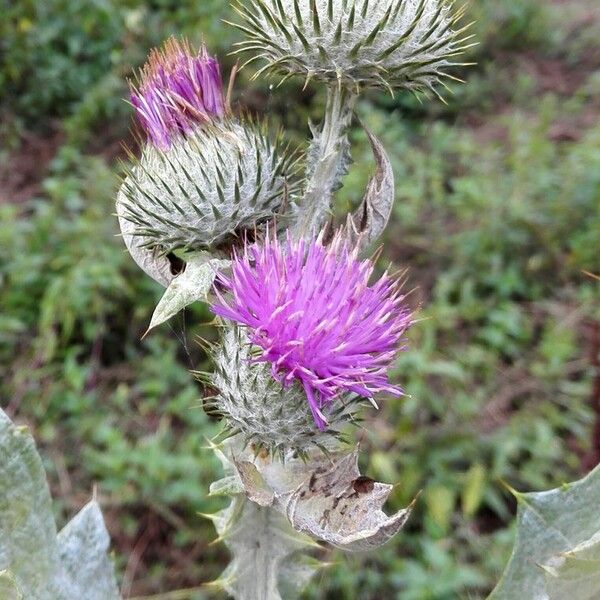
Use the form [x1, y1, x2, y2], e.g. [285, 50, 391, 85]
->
[130, 38, 225, 149]
[212, 233, 413, 430]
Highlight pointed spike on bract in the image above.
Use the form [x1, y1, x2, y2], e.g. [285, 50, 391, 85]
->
[197, 511, 221, 523]
[117, 116, 296, 256]
[231, 0, 474, 95]
[499, 479, 524, 500]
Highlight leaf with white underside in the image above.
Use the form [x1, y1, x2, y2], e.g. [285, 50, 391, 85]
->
[57, 501, 120, 599]
[147, 253, 230, 332]
[489, 463, 600, 600]
[234, 446, 414, 552]
[0, 571, 22, 600]
[0, 409, 119, 600]
[345, 128, 394, 251]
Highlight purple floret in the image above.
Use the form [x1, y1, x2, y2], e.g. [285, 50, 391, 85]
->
[212, 234, 413, 430]
[130, 38, 225, 149]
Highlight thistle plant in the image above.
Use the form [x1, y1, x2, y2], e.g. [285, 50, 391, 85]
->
[212, 233, 412, 431]
[113, 2, 474, 596]
[2, 1, 597, 599]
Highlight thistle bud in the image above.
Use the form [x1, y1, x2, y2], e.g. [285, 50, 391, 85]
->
[117, 39, 299, 255]
[207, 325, 360, 456]
[233, 0, 474, 95]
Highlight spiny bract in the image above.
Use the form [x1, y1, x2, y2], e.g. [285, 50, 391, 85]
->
[205, 325, 361, 456]
[232, 0, 475, 95]
[118, 119, 299, 254]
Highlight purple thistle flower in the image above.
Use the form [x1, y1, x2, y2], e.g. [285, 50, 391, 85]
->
[130, 38, 225, 149]
[212, 234, 413, 430]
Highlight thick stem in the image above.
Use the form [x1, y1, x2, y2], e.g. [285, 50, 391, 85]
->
[209, 442, 318, 600]
[293, 85, 357, 239]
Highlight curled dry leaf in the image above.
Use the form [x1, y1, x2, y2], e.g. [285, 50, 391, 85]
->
[344, 128, 395, 252]
[116, 194, 175, 287]
[234, 447, 414, 552]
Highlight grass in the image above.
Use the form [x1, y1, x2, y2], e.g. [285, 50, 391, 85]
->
[1, 0, 599, 598]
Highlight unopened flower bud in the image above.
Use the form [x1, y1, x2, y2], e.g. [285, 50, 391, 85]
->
[118, 39, 299, 255]
[233, 0, 474, 96]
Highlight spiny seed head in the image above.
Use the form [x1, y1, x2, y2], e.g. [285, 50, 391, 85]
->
[207, 325, 362, 455]
[117, 118, 300, 254]
[212, 233, 413, 430]
[130, 38, 225, 149]
[232, 0, 474, 96]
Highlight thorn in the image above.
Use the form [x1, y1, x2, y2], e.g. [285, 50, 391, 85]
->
[197, 511, 221, 523]
[499, 479, 522, 499]
[226, 60, 240, 113]
[209, 533, 228, 547]
[204, 574, 234, 590]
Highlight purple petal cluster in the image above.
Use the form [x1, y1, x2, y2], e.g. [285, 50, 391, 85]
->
[212, 234, 413, 429]
[130, 38, 225, 149]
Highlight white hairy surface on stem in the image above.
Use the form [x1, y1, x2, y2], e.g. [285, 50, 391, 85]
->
[293, 85, 356, 238]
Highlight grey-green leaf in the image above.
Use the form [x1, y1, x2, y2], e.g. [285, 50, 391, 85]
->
[147, 254, 230, 332]
[345, 127, 394, 251]
[542, 531, 600, 600]
[57, 502, 120, 600]
[489, 464, 600, 600]
[0, 409, 120, 600]
[0, 571, 22, 600]
[0, 409, 71, 599]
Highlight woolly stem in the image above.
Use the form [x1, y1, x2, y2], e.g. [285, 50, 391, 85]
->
[209, 442, 318, 600]
[293, 84, 357, 238]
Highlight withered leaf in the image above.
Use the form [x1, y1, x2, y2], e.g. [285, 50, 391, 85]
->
[345, 127, 395, 252]
[116, 195, 175, 288]
[234, 447, 414, 552]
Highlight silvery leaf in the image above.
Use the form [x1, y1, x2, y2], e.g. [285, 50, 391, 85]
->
[541, 531, 600, 600]
[489, 463, 600, 600]
[0, 571, 22, 600]
[234, 446, 414, 552]
[0, 409, 73, 598]
[0, 409, 119, 599]
[147, 253, 230, 332]
[57, 502, 120, 599]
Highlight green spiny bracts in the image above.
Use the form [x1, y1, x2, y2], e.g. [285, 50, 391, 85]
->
[117, 118, 300, 255]
[231, 0, 475, 97]
[203, 325, 363, 457]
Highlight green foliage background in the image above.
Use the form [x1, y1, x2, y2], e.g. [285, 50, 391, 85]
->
[1, 0, 599, 597]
